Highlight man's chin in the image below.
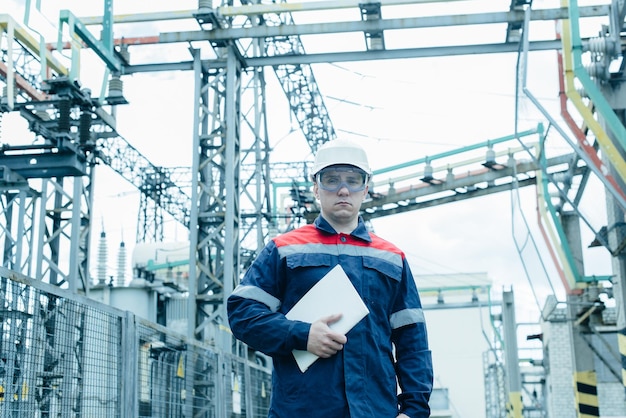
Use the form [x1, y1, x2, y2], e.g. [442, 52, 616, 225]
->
[329, 210, 355, 220]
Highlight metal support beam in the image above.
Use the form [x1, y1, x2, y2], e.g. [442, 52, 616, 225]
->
[563, 212, 601, 417]
[360, 2, 385, 50]
[600, 80, 626, 395]
[58, 9, 121, 73]
[158, 6, 609, 45]
[188, 43, 242, 352]
[502, 290, 522, 418]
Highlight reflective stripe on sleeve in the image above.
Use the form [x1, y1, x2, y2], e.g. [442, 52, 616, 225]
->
[390, 308, 425, 329]
[231, 285, 281, 312]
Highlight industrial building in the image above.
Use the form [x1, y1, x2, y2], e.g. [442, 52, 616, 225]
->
[0, 0, 625, 417]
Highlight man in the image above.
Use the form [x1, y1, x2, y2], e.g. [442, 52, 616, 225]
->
[227, 139, 433, 417]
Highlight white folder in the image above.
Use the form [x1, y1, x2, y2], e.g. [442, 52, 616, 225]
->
[285, 264, 370, 372]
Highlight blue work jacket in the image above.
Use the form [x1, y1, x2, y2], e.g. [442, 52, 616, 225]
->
[227, 216, 433, 418]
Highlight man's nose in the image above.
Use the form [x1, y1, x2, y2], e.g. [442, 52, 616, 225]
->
[337, 183, 350, 193]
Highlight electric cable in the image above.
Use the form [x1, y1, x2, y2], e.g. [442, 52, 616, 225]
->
[510, 4, 559, 316]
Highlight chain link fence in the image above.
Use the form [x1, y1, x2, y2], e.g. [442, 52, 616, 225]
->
[0, 267, 271, 417]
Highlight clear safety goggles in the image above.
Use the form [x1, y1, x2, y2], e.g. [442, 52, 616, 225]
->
[316, 166, 368, 192]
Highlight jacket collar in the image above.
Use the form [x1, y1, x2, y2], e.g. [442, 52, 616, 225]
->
[314, 215, 372, 243]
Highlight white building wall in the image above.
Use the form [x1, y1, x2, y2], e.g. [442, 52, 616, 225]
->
[542, 306, 626, 418]
[598, 383, 626, 417]
[542, 313, 576, 418]
[424, 304, 493, 418]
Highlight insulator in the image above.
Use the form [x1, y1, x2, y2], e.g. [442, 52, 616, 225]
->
[79, 111, 92, 145]
[585, 61, 607, 81]
[368, 36, 384, 51]
[35, 110, 51, 121]
[116, 241, 127, 287]
[118, 44, 130, 63]
[108, 75, 124, 98]
[485, 147, 496, 165]
[57, 98, 71, 132]
[97, 230, 108, 285]
[586, 36, 617, 56]
[507, 154, 516, 168]
[586, 36, 606, 54]
[198, 0, 212, 10]
[586, 36, 618, 61]
[423, 162, 433, 179]
[445, 168, 454, 183]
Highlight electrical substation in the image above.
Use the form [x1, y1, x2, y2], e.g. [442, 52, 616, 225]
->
[0, 0, 625, 417]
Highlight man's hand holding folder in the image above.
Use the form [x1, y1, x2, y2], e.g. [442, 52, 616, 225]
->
[306, 313, 347, 358]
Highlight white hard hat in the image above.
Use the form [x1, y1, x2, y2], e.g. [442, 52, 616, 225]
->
[311, 139, 372, 177]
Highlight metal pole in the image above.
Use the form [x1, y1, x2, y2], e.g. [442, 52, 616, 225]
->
[502, 289, 522, 418]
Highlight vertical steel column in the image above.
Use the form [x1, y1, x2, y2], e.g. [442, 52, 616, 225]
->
[32, 176, 91, 293]
[243, 360, 254, 417]
[562, 212, 600, 418]
[188, 48, 202, 342]
[0, 184, 37, 276]
[605, 189, 626, 396]
[597, 91, 626, 396]
[186, 48, 203, 418]
[3, 17, 16, 111]
[191, 43, 242, 346]
[221, 45, 241, 354]
[16, 189, 36, 277]
[0, 280, 27, 416]
[236, 28, 272, 262]
[233, 30, 273, 360]
[502, 290, 522, 418]
[187, 43, 242, 416]
[69, 178, 84, 293]
[121, 311, 138, 418]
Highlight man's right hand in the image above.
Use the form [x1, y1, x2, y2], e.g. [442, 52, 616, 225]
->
[306, 313, 348, 358]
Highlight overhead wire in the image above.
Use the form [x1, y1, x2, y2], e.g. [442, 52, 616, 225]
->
[510, 4, 559, 314]
[405, 250, 492, 287]
[510, 3, 626, 309]
[514, 4, 626, 211]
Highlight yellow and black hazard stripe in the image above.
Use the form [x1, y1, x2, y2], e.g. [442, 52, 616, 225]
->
[506, 391, 522, 418]
[574, 371, 599, 418]
[617, 328, 626, 389]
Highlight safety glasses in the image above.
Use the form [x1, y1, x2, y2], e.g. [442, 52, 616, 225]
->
[316, 167, 368, 192]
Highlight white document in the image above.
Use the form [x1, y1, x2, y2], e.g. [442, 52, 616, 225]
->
[285, 264, 370, 373]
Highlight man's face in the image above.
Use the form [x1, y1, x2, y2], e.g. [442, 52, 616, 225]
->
[314, 165, 368, 226]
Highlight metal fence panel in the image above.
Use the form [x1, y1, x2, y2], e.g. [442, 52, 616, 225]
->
[0, 267, 272, 418]
[0, 274, 122, 417]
